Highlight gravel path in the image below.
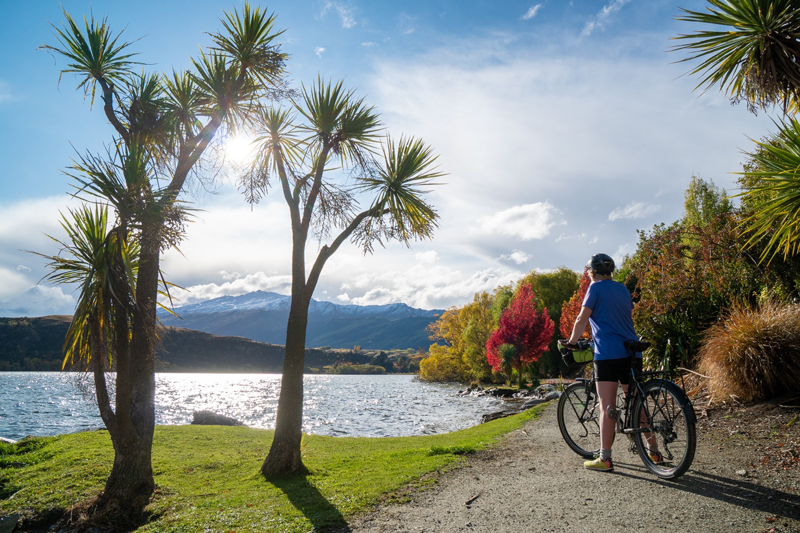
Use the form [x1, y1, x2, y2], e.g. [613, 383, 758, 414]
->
[339, 403, 800, 533]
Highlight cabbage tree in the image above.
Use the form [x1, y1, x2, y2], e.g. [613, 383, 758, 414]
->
[241, 78, 443, 476]
[41, 4, 287, 524]
[674, 0, 800, 113]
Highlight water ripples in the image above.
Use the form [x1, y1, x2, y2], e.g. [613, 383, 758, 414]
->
[0, 372, 505, 441]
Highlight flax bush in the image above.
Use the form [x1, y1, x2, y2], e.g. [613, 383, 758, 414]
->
[698, 301, 800, 403]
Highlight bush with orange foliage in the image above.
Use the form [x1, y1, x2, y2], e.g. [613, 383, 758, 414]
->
[559, 268, 591, 340]
[698, 300, 800, 403]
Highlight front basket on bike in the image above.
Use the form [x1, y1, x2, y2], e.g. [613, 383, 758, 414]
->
[560, 347, 593, 369]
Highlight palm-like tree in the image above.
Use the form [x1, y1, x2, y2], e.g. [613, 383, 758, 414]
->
[498, 343, 518, 387]
[38, 204, 138, 431]
[41, 4, 288, 523]
[737, 118, 800, 261]
[676, 1, 800, 262]
[674, 0, 800, 113]
[242, 78, 443, 477]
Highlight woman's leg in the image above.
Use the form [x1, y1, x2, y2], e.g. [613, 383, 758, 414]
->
[596, 380, 619, 455]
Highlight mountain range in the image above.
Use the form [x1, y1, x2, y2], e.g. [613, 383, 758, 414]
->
[157, 291, 443, 350]
[0, 315, 338, 372]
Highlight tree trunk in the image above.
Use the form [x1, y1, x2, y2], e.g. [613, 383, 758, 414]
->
[261, 289, 311, 477]
[97, 223, 159, 518]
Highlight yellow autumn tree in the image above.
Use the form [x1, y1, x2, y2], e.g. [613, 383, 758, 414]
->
[420, 291, 495, 382]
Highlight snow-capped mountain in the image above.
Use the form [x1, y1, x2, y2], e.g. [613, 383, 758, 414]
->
[158, 291, 442, 349]
[170, 291, 440, 320]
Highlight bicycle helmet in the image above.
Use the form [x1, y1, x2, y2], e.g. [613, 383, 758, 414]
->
[588, 253, 615, 275]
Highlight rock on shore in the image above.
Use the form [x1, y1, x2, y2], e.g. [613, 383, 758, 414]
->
[191, 411, 245, 426]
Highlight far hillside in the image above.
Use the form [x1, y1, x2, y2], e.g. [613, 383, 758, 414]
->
[157, 291, 442, 350]
[0, 316, 421, 373]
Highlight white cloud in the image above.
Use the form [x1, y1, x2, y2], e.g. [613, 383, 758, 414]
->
[613, 242, 637, 263]
[16, 265, 31, 273]
[476, 202, 565, 241]
[220, 270, 243, 281]
[399, 13, 416, 35]
[0, 266, 32, 300]
[349, 266, 522, 309]
[521, 4, 542, 20]
[321, 1, 357, 29]
[555, 233, 587, 243]
[315, 47, 326, 58]
[0, 285, 76, 317]
[173, 272, 292, 306]
[361, 42, 377, 47]
[608, 202, 661, 221]
[582, 0, 633, 37]
[499, 250, 531, 264]
[416, 250, 438, 264]
[337, 293, 351, 302]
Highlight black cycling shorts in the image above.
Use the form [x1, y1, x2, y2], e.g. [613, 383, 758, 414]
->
[594, 357, 643, 384]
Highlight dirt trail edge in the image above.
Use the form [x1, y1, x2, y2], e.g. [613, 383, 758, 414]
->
[338, 403, 800, 533]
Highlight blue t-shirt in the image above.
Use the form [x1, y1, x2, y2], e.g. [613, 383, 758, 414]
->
[582, 279, 638, 360]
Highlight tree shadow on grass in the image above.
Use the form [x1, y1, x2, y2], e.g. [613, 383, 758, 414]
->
[268, 475, 351, 532]
[613, 461, 800, 521]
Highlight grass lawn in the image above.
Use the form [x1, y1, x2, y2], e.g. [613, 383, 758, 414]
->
[0, 404, 546, 532]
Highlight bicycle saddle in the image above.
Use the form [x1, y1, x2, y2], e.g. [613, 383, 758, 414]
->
[623, 340, 651, 352]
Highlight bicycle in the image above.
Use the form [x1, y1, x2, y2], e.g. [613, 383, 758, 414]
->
[556, 339, 697, 480]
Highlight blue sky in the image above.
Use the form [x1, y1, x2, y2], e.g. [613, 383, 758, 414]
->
[0, 0, 782, 316]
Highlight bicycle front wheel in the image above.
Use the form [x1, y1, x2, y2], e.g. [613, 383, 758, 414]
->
[557, 381, 600, 459]
[632, 379, 697, 479]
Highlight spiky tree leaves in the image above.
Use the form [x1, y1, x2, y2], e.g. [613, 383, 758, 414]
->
[738, 117, 800, 261]
[675, 0, 800, 113]
[356, 136, 442, 248]
[243, 79, 442, 477]
[42, 9, 140, 107]
[210, 4, 287, 90]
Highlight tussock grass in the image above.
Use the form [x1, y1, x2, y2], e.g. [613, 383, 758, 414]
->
[0, 405, 546, 532]
[698, 300, 800, 403]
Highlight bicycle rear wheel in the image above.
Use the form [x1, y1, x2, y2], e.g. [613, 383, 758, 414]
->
[632, 379, 696, 479]
[557, 381, 600, 458]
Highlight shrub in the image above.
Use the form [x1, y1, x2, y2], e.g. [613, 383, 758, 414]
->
[698, 300, 800, 402]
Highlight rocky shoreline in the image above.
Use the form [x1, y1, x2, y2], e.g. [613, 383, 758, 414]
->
[457, 383, 562, 423]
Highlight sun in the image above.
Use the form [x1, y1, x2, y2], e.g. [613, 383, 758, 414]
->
[224, 133, 257, 165]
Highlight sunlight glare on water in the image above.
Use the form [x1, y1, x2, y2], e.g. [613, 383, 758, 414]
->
[0, 373, 505, 441]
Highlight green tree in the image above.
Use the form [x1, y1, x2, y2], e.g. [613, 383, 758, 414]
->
[42, 5, 287, 520]
[459, 292, 495, 381]
[421, 290, 500, 383]
[517, 267, 579, 376]
[683, 175, 732, 228]
[489, 285, 513, 325]
[241, 79, 442, 477]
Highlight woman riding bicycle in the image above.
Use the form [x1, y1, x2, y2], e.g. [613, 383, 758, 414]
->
[564, 253, 649, 472]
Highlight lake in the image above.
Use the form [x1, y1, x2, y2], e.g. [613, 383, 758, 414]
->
[0, 372, 505, 441]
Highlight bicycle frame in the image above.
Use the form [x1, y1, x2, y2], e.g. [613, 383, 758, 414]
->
[557, 342, 697, 479]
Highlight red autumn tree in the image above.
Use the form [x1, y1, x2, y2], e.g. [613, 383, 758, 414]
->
[560, 267, 592, 339]
[486, 284, 554, 372]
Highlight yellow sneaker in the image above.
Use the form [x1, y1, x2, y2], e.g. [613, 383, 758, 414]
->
[583, 457, 613, 471]
[648, 451, 665, 465]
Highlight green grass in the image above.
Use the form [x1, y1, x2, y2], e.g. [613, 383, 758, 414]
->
[0, 404, 546, 532]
